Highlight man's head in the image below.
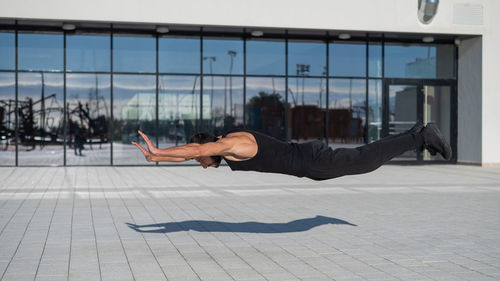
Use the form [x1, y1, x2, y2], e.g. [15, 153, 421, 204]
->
[189, 132, 222, 168]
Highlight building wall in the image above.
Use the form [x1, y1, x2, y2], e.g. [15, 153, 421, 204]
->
[1, 0, 498, 165]
[458, 37, 482, 164]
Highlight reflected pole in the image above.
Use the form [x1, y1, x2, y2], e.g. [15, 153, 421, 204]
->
[203, 56, 216, 129]
[228, 50, 236, 116]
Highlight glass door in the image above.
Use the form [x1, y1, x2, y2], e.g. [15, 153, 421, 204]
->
[383, 79, 454, 162]
[422, 85, 452, 161]
[383, 83, 420, 160]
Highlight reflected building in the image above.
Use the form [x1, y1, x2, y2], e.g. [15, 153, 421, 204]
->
[0, 22, 459, 166]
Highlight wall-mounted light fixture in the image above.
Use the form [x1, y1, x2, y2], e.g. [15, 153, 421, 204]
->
[418, 0, 439, 24]
[251, 30, 264, 37]
[338, 33, 351, 40]
[156, 26, 170, 33]
[62, 23, 76, 31]
[422, 36, 434, 43]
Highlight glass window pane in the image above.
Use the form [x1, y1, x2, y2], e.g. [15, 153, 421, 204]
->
[67, 34, 110, 72]
[202, 76, 244, 136]
[369, 43, 382, 77]
[0, 32, 15, 70]
[113, 36, 155, 72]
[288, 78, 327, 142]
[0, 72, 15, 165]
[288, 41, 326, 77]
[19, 33, 63, 71]
[246, 40, 285, 75]
[246, 77, 286, 140]
[384, 43, 455, 78]
[18, 72, 64, 165]
[328, 78, 366, 146]
[113, 74, 156, 165]
[330, 42, 366, 77]
[368, 79, 382, 142]
[202, 39, 243, 75]
[66, 74, 111, 165]
[159, 37, 200, 73]
[158, 75, 200, 165]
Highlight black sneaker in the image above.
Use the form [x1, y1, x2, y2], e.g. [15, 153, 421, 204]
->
[405, 121, 424, 135]
[421, 123, 452, 160]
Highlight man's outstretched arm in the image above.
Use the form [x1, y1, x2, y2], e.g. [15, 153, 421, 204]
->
[134, 130, 233, 159]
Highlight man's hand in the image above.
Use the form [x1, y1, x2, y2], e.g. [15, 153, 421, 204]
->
[137, 130, 159, 155]
[132, 141, 156, 162]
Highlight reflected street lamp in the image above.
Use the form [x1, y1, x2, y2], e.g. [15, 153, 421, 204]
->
[227, 50, 237, 116]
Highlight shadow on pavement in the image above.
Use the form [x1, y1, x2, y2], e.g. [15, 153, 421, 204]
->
[126, 215, 356, 234]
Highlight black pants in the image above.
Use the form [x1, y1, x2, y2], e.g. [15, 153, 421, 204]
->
[307, 132, 422, 180]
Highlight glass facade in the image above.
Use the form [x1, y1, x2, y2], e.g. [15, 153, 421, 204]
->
[0, 27, 457, 165]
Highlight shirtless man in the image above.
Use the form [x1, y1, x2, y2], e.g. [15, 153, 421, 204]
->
[132, 123, 452, 181]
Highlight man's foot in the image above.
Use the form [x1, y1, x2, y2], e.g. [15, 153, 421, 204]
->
[405, 121, 424, 135]
[421, 123, 452, 160]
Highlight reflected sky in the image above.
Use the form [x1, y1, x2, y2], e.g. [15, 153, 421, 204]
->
[385, 44, 436, 78]
[203, 39, 243, 75]
[288, 78, 326, 108]
[330, 43, 366, 77]
[67, 35, 110, 72]
[246, 40, 285, 75]
[0, 32, 15, 70]
[66, 74, 110, 119]
[329, 79, 366, 112]
[159, 37, 200, 73]
[19, 33, 63, 71]
[113, 36, 155, 72]
[203, 76, 243, 121]
[289, 41, 326, 76]
[0, 73, 15, 98]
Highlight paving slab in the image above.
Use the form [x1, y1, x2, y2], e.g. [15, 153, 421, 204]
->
[0, 164, 499, 280]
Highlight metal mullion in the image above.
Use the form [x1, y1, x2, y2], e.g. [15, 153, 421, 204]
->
[110, 71, 157, 75]
[15, 22, 18, 166]
[284, 31, 288, 141]
[243, 33, 247, 128]
[199, 28, 203, 132]
[63, 31, 67, 166]
[325, 38, 329, 145]
[155, 33, 159, 166]
[365, 36, 369, 144]
[17, 69, 64, 73]
[110, 25, 114, 165]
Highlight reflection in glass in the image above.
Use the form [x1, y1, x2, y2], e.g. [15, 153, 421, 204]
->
[330, 42, 366, 77]
[388, 84, 417, 160]
[66, 74, 111, 165]
[423, 85, 451, 161]
[203, 39, 243, 75]
[246, 77, 286, 140]
[19, 33, 63, 71]
[202, 76, 243, 136]
[159, 37, 200, 73]
[288, 78, 326, 142]
[384, 44, 454, 78]
[18, 72, 64, 165]
[113, 74, 156, 165]
[328, 79, 366, 146]
[368, 79, 382, 142]
[158, 75, 200, 158]
[289, 41, 326, 77]
[113, 36, 155, 72]
[246, 40, 285, 75]
[369, 44, 382, 77]
[0, 73, 15, 165]
[0, 32, 15, 70]
[67, 34, 110, 72]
